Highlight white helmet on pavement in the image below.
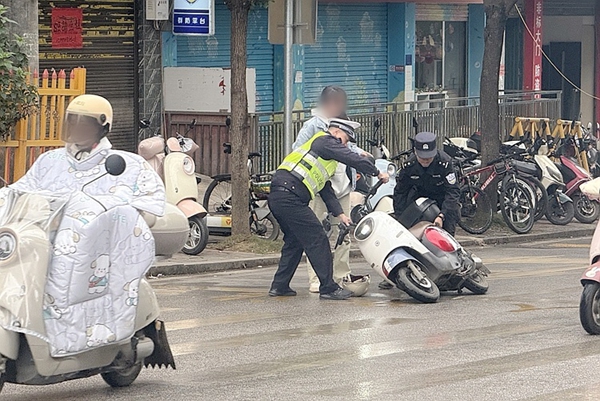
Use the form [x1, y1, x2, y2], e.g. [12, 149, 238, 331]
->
[341, 274, 370, 297]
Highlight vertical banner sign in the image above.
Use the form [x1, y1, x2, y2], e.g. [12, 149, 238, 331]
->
[173, 0, 215, 36]
[523, 0, 543, 91]
[51, 8, 83, 49]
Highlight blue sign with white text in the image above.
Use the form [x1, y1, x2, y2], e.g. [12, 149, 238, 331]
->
[173, 0, 214, 36]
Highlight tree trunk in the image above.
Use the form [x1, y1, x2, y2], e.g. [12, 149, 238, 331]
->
[480, 0, 517, 204]
[5, 0, 38, 72]
[227, 1, 251, 236]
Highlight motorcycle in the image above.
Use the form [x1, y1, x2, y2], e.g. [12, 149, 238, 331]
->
[138, 119, 209, 255]
[555, 137, 600, 224]
[347, 172, 490, 303]
[0, 155, 179, 393]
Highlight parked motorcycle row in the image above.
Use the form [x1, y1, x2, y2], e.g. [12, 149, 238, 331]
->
[444, 128, 600, 235]
[138, 119, 281, 256]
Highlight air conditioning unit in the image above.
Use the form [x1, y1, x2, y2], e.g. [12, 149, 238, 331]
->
[146, 0, 169, 21]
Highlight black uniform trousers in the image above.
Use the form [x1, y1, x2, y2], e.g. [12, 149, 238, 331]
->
[268, 189, 339, 294]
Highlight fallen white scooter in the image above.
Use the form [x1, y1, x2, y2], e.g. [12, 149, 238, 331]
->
[138, 119, 209, 255]
[347, 175, 490, 303]
[0, 155, 180, 393]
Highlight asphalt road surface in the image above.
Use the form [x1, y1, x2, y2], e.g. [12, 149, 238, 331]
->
[4, 237, 600, 401]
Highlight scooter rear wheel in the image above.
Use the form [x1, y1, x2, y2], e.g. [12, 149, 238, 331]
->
[580, 282, 600, 335]
[395, 264, 440, 303]
[183, 216, 209, 255]
[101, 362, 142, 388]
[463, 271, 489, 295]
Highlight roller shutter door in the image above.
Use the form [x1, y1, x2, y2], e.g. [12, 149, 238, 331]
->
[416, 4, 469, 22]
[176, 4, 274, 113]
[303, 3, 388, 108]
[39, 0, 137, 151]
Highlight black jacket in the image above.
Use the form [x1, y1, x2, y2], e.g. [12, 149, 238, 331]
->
[272, 133, 380, 216]
[393, 151, 460, 216]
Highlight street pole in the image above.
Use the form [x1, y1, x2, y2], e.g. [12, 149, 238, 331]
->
[5, 0, 39, 73]
[283, 0, 294, 155]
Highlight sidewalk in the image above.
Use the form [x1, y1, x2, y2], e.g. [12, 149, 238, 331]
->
[149, 219, 597, 276]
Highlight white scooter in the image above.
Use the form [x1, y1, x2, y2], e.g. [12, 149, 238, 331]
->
[138, 119, 209, 255]
[0, 155, 180, 393]
[347, 174, 490, 303]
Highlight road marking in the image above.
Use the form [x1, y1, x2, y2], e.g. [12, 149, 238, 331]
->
[171, 317, 416, 356]
[167, 312, 284, 331]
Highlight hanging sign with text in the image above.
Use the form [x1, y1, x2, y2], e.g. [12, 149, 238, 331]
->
[51, 8, 83, 49]
[173, 0, 215, 36]
[523, 0, 543, 91]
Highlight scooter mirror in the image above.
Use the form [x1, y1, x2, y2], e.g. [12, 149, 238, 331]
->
[139, 119, 151, 129]
[374, 119, 381, 129]
[105, 154, 126, 176]
[225, 116, 231, 127]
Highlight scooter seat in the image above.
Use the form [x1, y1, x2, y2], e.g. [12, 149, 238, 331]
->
[408, 221, 431, 240]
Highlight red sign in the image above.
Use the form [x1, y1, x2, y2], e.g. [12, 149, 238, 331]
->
[51, 8, 83, 49]
[523, 0, 543, 91]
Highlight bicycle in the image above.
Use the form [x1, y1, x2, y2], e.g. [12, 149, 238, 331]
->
[443, 140, 494, 235]
[202, 143, 280, 241]
[460, 150, 537, 234]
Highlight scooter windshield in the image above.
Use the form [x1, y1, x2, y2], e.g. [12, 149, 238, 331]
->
[0, 188, 69, 342]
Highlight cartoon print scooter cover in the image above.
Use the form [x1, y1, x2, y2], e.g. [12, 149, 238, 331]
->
[5, 138, 165, 357]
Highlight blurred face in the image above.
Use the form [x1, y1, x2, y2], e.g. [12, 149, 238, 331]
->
[321, 94, 347, 119]
[64, 114, 102, 148]
[417, 155, 435, 167]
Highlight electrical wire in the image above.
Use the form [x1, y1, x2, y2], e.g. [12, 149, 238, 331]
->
[514, 4, 600, 101]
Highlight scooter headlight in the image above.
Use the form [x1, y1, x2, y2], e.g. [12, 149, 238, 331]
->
[387, 163, 397, 176]
[0, 231, 16, 261]
[182, 155, 195, 175]
[354, 217, 374, 241]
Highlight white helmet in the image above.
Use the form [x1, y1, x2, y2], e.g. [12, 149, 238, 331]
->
[341, 274, 370, 297]
[63, 94, 113, 148]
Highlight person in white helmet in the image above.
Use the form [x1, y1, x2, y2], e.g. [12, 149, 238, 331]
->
[8, 94, 166, 356]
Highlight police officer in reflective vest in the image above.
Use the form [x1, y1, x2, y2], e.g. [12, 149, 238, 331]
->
[393, 131, 461, 234]
[268, 117, 389, 300]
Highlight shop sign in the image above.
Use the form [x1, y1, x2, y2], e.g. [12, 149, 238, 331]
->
[173, 0, 214, 36]
[51, 8, 83, 49]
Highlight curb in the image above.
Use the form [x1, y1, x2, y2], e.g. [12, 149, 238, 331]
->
[149, 227, 596, 277]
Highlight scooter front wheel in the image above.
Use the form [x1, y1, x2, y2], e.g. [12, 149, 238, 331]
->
[101, 362, 143, 388]
[573, 194, 600, 224]
[580, 282, 600, 334]
[395, 264, 440, 303]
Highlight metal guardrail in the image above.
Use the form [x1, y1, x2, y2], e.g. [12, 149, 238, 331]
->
[251, 91, 562, 173]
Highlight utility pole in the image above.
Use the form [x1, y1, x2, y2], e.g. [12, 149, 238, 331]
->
[6, 0, 38, 72]
[283, 0, 294, 155]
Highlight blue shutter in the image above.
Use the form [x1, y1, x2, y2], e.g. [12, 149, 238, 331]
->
[176, 3, 274, 113]
[303, 3, 388, 108]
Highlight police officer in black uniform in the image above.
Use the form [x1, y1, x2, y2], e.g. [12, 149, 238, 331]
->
[379, 132, 460, 290]
[394, 131, 461, 234]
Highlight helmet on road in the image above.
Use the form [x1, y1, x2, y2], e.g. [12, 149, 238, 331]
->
[63, 94, 113, 149]
[341, 274, 370, 297]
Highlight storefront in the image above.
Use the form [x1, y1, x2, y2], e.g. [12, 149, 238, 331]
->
[38, 0, 138, 151]
[415, 4, 469, 100]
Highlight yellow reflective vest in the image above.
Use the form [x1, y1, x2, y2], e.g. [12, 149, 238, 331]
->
[278, 131, 338, 198]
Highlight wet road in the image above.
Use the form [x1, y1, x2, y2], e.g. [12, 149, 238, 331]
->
[4, 237, 600, 400]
